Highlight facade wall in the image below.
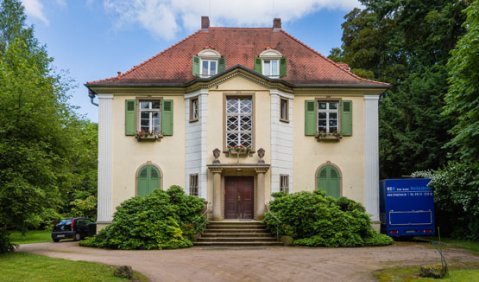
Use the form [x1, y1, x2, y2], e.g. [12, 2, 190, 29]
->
[292, 95, 366, 204]
[101, 75, 377, 221]
[110, 95, 186, 210]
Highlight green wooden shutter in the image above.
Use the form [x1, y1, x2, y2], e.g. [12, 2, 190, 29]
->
[125, 99, 137, 136]
[305, 100, 317, 136]
[137, 167, 149, 196]
[192, 56, 200, 77]
[341, 100, 353, 136]
[280, 56, 287, 77]
[161, 99, 173, 136]
[254, 58, 262, 73]
[218, 57, 225, 73]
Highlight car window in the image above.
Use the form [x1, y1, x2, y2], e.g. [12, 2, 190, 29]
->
[58, 219, 72, 225]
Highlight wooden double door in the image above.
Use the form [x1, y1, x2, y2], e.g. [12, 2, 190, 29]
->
[224, 176, 254, 219]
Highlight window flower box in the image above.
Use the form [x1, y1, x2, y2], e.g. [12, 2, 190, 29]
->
[135, 131, 162, 142]
[315, 132, 342, 142]
[225, 145, 253, 156]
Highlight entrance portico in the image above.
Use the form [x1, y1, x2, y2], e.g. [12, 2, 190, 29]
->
[207, 163, 270, 220]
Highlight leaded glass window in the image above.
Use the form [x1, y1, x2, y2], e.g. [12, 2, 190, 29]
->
[226, 97, 253, 148]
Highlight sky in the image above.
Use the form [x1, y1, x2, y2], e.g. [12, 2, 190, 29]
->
[20, 0, 360, 122]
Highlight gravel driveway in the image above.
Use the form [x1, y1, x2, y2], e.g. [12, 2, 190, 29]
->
[18, 241, 479, 282]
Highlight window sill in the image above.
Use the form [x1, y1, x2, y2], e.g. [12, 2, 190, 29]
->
[280, 118, 289, 123]
[315, 133, 342, 142]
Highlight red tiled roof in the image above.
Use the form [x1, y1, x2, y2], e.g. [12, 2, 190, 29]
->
[87, 27, 388, 87]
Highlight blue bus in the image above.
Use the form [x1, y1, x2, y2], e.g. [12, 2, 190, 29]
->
[379, 178, 435, 237]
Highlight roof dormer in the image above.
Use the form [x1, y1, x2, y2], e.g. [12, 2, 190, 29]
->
[255, 49, 286, 79]
[192, 48, 225, 78]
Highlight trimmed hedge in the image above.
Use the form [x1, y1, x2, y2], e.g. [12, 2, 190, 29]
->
[80, 186, 206, 250]
[264, 191, 393, 247]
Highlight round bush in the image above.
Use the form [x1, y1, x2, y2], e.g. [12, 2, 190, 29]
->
[81, 186, 206, 250]
[264, 191, 392, 247]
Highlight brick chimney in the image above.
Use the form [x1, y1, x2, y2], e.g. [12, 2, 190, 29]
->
[201, 16, 210, 31]
[273, 18, 281, 31]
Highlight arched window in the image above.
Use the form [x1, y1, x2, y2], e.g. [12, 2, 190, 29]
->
[316, 164, 341, 198]
[137, 164, 162, 196]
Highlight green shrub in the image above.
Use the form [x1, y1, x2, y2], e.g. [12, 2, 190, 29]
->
[264, 190, 393, 247]
[414, 164, 479, 240]
[80, 186, 206, 250]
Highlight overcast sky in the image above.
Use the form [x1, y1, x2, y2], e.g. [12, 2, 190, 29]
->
[21, 0, 360, 121]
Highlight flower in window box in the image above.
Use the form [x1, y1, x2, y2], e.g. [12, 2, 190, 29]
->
[135, 130, 162, 141]
[227, 145, 253, 155]
[315, 131, 342, 141]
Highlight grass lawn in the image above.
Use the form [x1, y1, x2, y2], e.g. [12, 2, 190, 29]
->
[375, 265, 479, 282]
[440, 238, 479, 255]
[9, 230, 51, 244]
[0, 252, 149, 282]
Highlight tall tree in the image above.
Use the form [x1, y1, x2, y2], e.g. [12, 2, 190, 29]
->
[330, 0, 467, 177]
[0, 0, 93, 252]
[444, 0, 479, 169]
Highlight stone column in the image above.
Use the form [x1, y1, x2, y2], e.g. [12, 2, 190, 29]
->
[97, 94, 113, 225]
[255, 168, 268, 219]
[211, 167, 223, 220]
[364, 96, 380, 227]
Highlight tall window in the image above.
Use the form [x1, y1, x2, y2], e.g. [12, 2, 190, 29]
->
[280, 98, 289, 122]
[263, 59, 279, 78]
[190, 97, 199, 122]
[137, 165, 161, 196]
[280, 175, 289, 194]
[189, 174, 198, 196]
[226, 97, 253, 148]
[201, 59, 217, 77]
[318, 101, 339, 133]
[316, 164, 341, 198]
[139, 100, 161, 133]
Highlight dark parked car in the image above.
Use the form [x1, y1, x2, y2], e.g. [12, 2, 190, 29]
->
[51, 217, 96, 242]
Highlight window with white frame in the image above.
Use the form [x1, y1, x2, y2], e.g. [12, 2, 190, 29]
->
[226, 97, 253, 149]
[263, 59, 279, 78]
[139, 100, 161, 133]
[200, 59, 218, 77]
[280, 175, 289, 194]
[189, 174, 198, 196]
[317, 101, 339, 133]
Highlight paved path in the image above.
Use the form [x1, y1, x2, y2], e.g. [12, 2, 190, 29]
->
[18, 241, 479, 282]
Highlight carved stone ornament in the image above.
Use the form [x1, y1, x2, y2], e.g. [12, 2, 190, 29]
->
[213, 148, 221, 164]
[257, 148, 265, 163]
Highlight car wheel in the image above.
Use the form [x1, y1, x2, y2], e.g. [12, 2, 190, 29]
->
[53, 238, 60, 242]
[74, 233, 81, 241]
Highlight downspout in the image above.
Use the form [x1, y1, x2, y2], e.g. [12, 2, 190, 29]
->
[88, 89, 99, 107]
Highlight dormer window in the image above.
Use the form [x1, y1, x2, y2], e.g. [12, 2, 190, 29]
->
[192, 49, 225, 78]
[201, 59, 217, 77]
[263, 59, 279, 78]
[255, 49, 286, 78]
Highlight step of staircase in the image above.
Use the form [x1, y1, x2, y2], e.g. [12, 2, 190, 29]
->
[194, 221, 283, 247]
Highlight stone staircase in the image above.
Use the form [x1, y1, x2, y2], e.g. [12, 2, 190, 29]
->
[194, 221, 283, 246]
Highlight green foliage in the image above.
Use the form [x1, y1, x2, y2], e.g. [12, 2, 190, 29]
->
[264, 191, 393, 247]
[443, 0, 479, 193]
[81, 186, 206, 250]
[330, 0, 468, 178]
[416, 163, 479, 240]
[0, 0, 98, 252]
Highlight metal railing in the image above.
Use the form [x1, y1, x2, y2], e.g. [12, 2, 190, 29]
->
[265, 203, 282, 240]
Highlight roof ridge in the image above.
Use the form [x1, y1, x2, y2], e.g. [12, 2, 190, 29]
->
[119, 29, 203, 79]
[279, 30, 388, 86]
